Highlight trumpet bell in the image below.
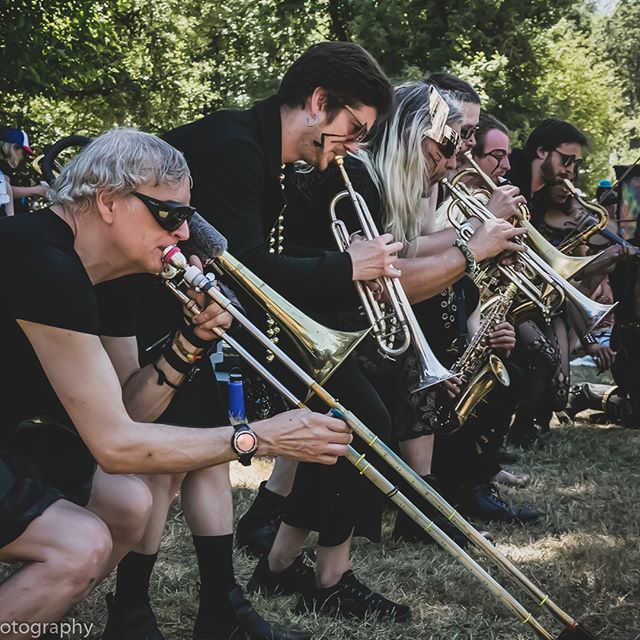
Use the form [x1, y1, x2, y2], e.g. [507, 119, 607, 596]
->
[216, 251, 370, 388]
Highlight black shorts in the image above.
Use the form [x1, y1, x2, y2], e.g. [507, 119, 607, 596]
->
[0, 419, 96, 549]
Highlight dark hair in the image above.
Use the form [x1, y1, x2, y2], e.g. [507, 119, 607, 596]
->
[424, 72, 481, 104]
[474, 113, 509, 155]
[523, 118, 588, 161]
[276, 42, 393, 121]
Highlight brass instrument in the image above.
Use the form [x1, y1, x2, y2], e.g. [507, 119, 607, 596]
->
[160, 244, 598, 640]
[441, 176, 616, 337]
[329, 155, 453, 390]
[453, 283, 518, 424]
[561, 178, 639, 259]
[217, 252, 369, 389]
[452, 152, 599, 281]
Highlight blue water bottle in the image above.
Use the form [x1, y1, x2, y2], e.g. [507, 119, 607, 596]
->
[227, 368, 246, 425]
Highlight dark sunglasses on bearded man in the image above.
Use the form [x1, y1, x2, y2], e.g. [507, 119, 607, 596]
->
[130, 191, 196, 232]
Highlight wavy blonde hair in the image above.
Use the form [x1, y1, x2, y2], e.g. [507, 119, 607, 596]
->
[355, 82, 461, 256]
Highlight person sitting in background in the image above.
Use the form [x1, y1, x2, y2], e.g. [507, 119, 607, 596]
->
[0, 128, 49, 211]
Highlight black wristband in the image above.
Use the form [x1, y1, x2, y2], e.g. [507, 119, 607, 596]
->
[162, 336, 196, 375]
[582, 333, 598, 346]
[180, 322, 216, 352]
[151, 360, 182, 390]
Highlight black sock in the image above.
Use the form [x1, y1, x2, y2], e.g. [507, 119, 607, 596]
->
[114, 551, 158, 610]
[193, 534, 237, 629]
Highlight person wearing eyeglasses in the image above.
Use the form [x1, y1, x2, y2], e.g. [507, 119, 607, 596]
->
[506, 118, 587, 214]
[275, 83, 530, 548]
[0, 128, 355, 640]
[423, 74, 525, 227]
[114, 42, 415, 631]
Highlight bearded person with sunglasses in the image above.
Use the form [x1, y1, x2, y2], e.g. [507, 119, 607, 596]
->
[0, 128, 355, 640]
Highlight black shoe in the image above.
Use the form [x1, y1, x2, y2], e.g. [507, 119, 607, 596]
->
[247, 553, 314, 596]
[102, 593, 165, 640]
[458, 484, 541, 523]
[236, 482, 286, 557]
[194, 585, 310, 640]
[295, 570, 411, 623]
[497, 446, 519, 465]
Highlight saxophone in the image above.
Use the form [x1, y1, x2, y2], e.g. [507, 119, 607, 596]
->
[453, 283, 518, 424]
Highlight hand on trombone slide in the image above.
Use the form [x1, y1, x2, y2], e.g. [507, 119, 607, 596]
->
[253, 408, 353, 465]
[181, 254, 234, 340]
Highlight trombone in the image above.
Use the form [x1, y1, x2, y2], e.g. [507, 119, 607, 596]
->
[329, 156, 454, 390]
[441, 176, 616, 337]
[160, 244, 598, 640]
[452, 151, 600, 281]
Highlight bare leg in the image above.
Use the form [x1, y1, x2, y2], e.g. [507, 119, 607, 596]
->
[264, 457, 297, 496]
[85, 468, 153, 578]
[399, 435, 434, 476]
[267, 523, 309, 572]
[133, 472, 186, 554]
[182, 463, 233, 535]
[0, 501, 113, 637]
[316, 534, 352, 587]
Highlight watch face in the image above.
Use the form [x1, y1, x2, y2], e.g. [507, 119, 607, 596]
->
[235, 431, 257, 454]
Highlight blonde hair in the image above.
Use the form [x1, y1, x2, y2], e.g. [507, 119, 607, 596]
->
[356, 82, 461, 257]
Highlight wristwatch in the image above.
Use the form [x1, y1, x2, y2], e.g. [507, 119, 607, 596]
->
[231, 423, 259, 466]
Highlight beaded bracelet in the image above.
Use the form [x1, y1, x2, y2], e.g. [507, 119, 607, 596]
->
[453, 238, 477, 275]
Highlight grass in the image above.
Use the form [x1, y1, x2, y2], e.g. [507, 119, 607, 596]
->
[2, 368, 639, 639]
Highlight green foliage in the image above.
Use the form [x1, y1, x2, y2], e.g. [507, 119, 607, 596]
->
[1, 0, 638, 188]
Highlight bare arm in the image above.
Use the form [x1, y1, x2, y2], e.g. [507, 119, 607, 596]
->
[4, 178, 14, 216]
[11, 184, 49, 199]
[18, 320, 352, 474]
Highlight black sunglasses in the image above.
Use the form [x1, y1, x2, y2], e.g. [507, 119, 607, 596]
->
[552, 149, 583, 171]
[130, 191, 196, 231]
[460, 124, 480, 141]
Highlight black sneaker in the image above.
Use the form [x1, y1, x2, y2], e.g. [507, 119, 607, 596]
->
[296, 570, 411, 623]
[102, 593, 165, 640]
[247, 553, 314, 596]
[458, 484, 541, 523]
[194, 585, 311, 640]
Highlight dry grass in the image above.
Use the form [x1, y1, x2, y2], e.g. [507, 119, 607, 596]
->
[2, 369, 639, 639]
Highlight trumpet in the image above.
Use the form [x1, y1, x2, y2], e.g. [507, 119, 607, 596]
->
[441, 177, 616, 337]
[330, 156, 454, 390]
[451, 152, 599, 281]
[160, 243, 598, 640]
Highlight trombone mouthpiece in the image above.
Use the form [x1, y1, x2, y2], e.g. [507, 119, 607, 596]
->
[162, 245, 187, 269]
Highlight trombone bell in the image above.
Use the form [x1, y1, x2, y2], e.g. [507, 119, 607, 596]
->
[215, 251, 371, 388]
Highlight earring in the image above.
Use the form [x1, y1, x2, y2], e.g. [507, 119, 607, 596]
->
[305, 113, 319, 127]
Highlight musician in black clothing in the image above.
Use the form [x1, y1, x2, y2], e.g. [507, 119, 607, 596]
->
[161, 42, 419, 623]
[283, 82, 535, 536]
[0, 129, 351, 640]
